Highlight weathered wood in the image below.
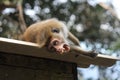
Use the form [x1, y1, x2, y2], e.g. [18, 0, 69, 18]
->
[0, 52, 77, 80]
[0, 37, 119, 67]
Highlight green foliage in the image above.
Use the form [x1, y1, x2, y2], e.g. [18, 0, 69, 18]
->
[112, 38, 120, 51]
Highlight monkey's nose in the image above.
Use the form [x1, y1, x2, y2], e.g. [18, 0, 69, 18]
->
[63, 44, 70, 52]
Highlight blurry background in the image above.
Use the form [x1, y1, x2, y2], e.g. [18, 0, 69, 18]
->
[0, 0, 120, 80]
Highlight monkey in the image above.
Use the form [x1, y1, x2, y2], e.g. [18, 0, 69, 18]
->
[22, 18, 97, 58]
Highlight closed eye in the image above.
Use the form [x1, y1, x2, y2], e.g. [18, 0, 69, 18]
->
[52, 28, 60, 33]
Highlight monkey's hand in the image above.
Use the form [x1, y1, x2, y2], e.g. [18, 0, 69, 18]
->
[83, 50, 98, 58]
[70, 45, 98, 58]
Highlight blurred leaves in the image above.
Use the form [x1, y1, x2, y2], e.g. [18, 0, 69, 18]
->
[0, 0, 120, 52]
[111, 38, 120, 51]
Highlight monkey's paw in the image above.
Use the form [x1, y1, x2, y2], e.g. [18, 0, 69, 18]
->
[86, 50, 98, 58]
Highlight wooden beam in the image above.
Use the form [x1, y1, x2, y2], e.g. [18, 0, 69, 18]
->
[0, 37, 119, 68]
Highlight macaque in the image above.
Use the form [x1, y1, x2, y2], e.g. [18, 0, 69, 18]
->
[22, 18, 97, 58]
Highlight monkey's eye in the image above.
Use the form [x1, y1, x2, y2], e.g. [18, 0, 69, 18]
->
[52, 28, 60, 33]
[53, 40, 59, 46]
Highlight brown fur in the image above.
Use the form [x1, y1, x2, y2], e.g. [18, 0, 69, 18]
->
[23, 18, 97, 57]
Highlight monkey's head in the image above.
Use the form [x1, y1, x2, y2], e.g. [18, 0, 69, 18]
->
[23, 19, 70, 54]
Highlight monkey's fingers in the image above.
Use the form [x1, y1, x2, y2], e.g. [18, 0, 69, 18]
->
[84, 50, 98, 58]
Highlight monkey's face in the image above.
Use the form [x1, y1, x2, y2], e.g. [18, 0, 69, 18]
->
[47, 37, 70, 54]
[47, 27, 70, 54]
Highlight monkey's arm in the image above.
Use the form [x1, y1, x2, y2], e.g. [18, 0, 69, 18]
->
[68, 32, 80, 46]
[70, 45, 98, 58]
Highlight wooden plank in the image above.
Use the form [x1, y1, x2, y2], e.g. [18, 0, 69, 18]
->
[0, 37, 119, 67]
